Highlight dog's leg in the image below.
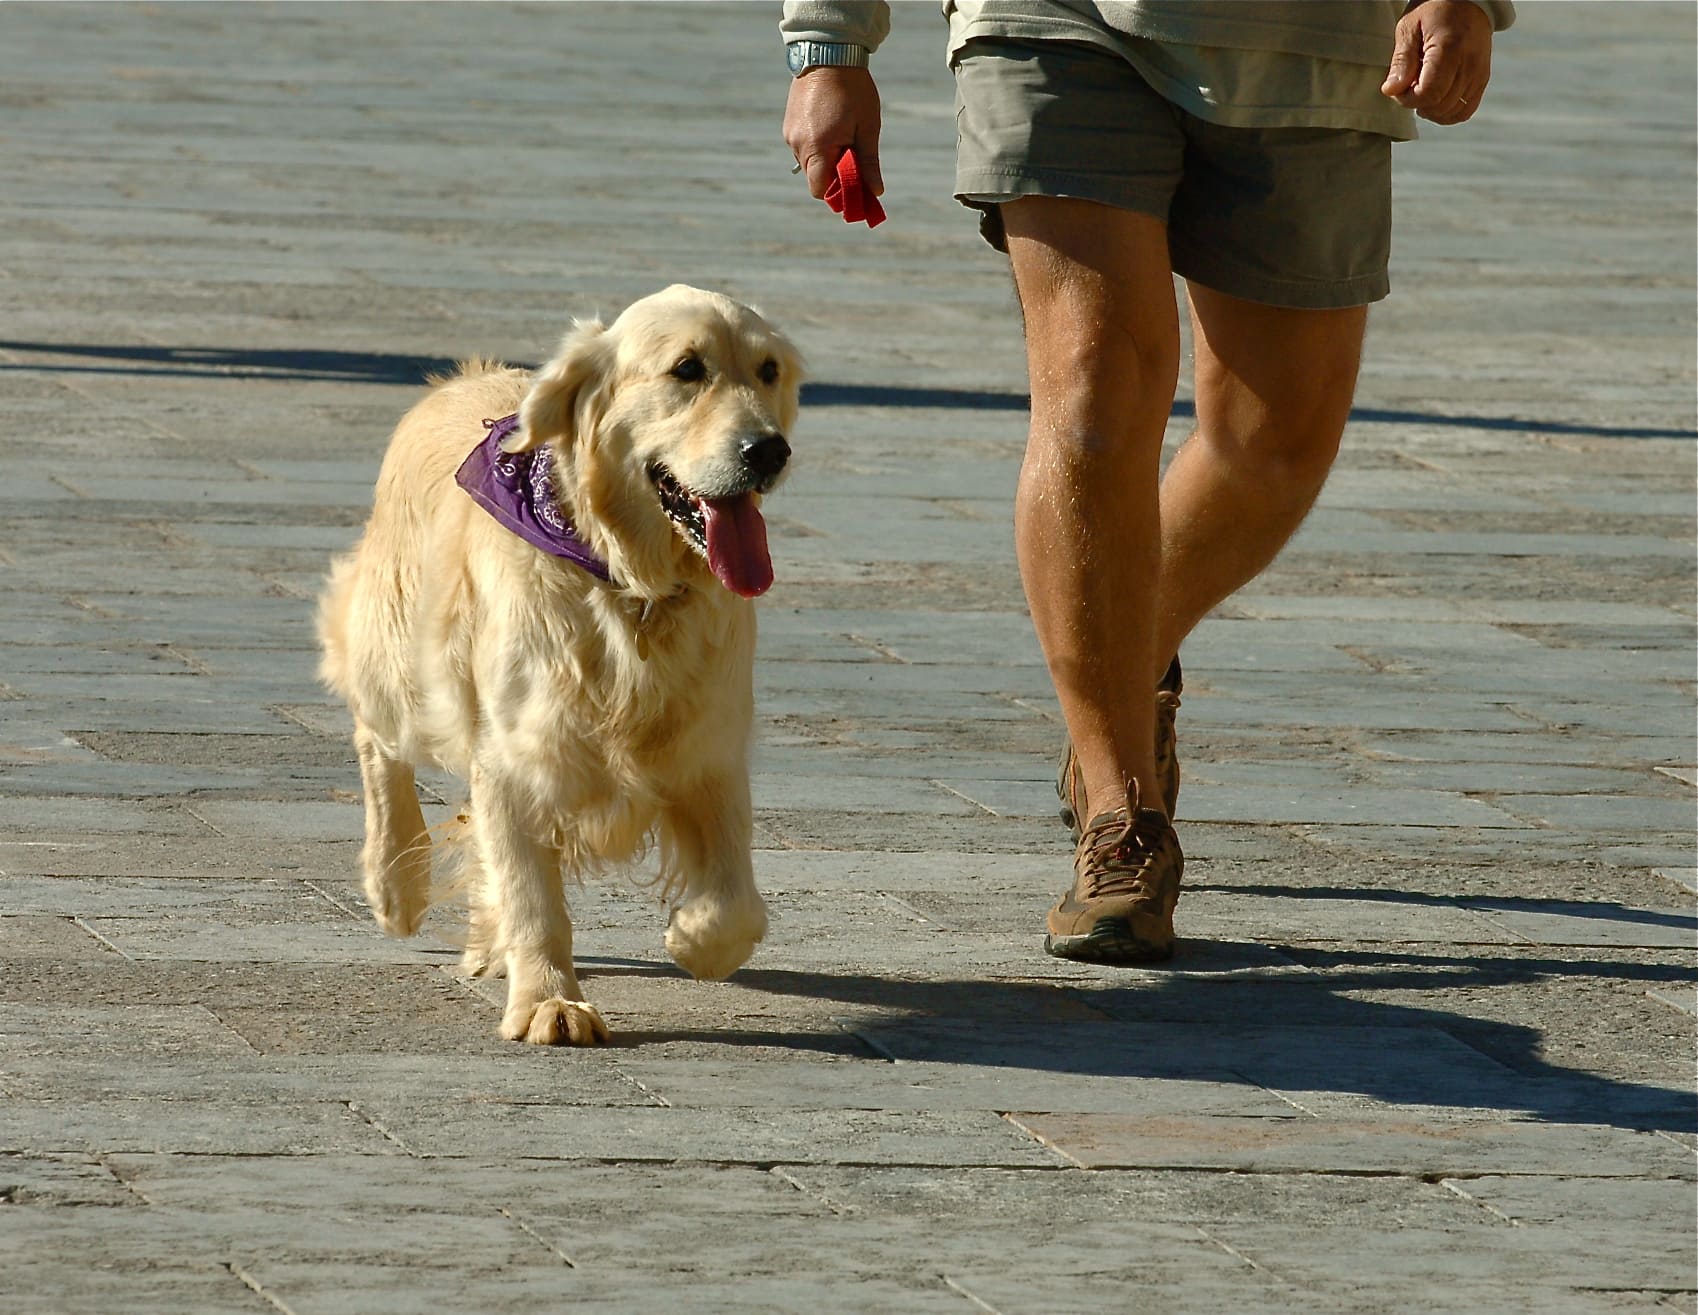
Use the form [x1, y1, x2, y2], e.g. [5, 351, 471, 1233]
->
[354, 721, 431, 938]
[662, 773, 767, 980]
[459, 856, 505, 979]
[471, 766, 608, 1046]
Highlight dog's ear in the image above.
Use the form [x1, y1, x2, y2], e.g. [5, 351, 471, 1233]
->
[508, 319, 610, 453]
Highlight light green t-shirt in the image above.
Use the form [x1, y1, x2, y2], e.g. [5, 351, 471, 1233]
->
[782, 0, 1517, 142]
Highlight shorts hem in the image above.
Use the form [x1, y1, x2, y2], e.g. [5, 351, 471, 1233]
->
[954, 169, 1171, 222]
[1175, 250, 1390, 309]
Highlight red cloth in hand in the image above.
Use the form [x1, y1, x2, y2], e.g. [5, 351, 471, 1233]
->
[823, 148, 886, 228]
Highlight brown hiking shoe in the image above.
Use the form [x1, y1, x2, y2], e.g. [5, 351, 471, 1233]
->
[1056, 656, 1183, 839]
[1044, 796, 1183, 963]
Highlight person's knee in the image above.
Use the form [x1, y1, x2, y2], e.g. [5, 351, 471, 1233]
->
[1025, 317, 1181, 451]
[1195, 406, 1345, 498]
[1197, 354, 1355, 490]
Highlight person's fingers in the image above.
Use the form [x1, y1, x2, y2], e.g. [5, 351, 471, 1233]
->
[1452, 80, 1485, 122]
[1422, 78, 1484, 125]
[1381, 21, 1422, 98]
[799, 151, 838, 200]
[854, 134, 884, 196]
[1408, 37, 1462, 109]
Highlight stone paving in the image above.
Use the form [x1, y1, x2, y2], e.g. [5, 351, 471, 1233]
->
[1, 2, 1694, 1312]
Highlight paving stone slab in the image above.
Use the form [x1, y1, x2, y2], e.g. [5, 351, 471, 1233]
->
[0, 1152, 134, 1207]
[74, 916, 447, 965]
[610, 1054, 1296, 1117]
[234, 1265, 979, 1315]
[185, 798, 458, 841]
[1171, 888, 1521, 946]
[1461, 901, 1697, 949]
[1214, 1221, 1696, 1301]
[1, 1052, 656, 1108]
[749, 771, 988, 815]
[1647, 987, 1698, 1018]
[351, 1099, 1064, 1166]
[0, 797, 211, 836]
[0, 1098, 399, 1156]
[845, 1020, 1535, 1109]
[3, 1261, 263, 1315]
[1490, 793, 1698, 835]
[0, 1202, 552, 1270]
[1441, 1173, 1698, 1229]
[942, 1266, 1453, 1315]
[1008, 1112, 1695, 1177]
[0, 914, 112, 960]
[0, 1003, 253, 1060]
[0, 874, 349, 916]
[1173, 782, 1531, 828]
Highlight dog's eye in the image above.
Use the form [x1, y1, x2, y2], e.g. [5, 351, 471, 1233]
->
[670, 356, 705, 383]
[758, 358, 780, 386]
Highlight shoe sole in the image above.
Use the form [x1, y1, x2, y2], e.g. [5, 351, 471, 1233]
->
[1044, 918, 1174, 965]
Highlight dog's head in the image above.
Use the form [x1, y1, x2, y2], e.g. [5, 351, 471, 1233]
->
[510, 285, 803, 600]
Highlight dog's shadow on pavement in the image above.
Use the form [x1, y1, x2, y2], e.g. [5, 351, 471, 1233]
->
[579, 931, 1696, 1135]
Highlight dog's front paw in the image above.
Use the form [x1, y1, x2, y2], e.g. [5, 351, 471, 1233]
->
[365, 876, 429, 939]
[500, 997, 610, 1046]
[665, 894, 767, 981]
[362, 846, 430, 938]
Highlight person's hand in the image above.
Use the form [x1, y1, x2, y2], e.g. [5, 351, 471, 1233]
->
[783, 66, 882, 200]
[1381, 0, 1494, 125]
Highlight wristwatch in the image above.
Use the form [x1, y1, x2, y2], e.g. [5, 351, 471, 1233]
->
[785, 40, 870, 77]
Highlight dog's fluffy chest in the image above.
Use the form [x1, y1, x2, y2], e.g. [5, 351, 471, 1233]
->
[469, 579, 754, 767]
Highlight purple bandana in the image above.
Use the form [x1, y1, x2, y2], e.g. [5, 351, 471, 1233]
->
[454, 414, 612, 581]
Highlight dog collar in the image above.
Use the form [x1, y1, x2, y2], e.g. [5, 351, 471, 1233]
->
[454, 415, 612, 581]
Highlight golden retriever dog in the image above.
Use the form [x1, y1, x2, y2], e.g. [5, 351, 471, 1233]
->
[317, 285, 801, 1045]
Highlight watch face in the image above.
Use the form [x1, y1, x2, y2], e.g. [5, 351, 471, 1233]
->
[786, 44, 807, 74]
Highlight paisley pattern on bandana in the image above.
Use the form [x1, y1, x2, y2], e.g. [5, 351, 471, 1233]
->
[454, 415, 612, 581]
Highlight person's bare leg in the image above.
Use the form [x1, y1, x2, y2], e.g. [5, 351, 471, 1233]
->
[1003, 197, 1181, 822]
[1154, 285, 1369, 670]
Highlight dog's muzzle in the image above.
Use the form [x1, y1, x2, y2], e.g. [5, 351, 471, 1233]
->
[740, 432, 790, 492]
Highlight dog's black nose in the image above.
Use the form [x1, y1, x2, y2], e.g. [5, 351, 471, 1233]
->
[740, 432, 790, 482]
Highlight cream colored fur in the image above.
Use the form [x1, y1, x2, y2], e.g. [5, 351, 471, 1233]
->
[318, 285, 802, 1045]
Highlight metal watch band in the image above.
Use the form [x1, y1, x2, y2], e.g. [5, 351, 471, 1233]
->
[785, 40, 870, 76]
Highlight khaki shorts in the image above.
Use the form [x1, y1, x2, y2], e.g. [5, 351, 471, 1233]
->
[953, 38, 1394, 309]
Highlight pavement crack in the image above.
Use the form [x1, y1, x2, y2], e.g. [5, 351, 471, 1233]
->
[1262, 1085, 1320, 1117]
[769, 1165, 854, 1215]
[1194, 1223, 1284, 1277]
[301, 878, 365, 920]
[1439, 1177, 1523, 1225]
[181, 803, 229, 838]
[499, 1205, 576, 1266]
[999, 1113, 1087, 1168]
[609, 1065, 673, 1107]
[226, 1262, 300, 1314]
[69, 915, 132, 959]
[95, 1154, 157, 1205]
[882, 893, 949, 929]
[1005, 695, 1062, 725]
[942, 1275, 1004, 1313]
[930, 779, 999, 817]
[844, 632, 907, 663]
[837, 1020, 901, 1063]
[344, 1100, 418, 1156]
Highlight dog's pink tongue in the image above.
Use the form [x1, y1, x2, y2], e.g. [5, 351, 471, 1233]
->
[702, 494, 773, 598]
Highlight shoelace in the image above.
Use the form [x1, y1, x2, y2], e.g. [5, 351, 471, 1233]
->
[1076, 805, 1167, 900]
